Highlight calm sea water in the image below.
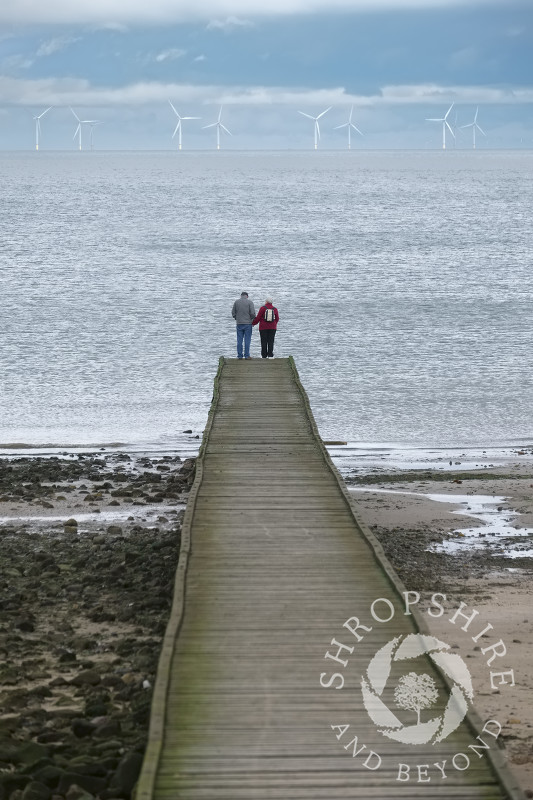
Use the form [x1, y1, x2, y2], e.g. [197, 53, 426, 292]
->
[1, 150, 532, 450]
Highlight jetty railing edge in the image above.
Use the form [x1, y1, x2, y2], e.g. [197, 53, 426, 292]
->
[287, 355, 524, 800]
[134, 355, 226, 799]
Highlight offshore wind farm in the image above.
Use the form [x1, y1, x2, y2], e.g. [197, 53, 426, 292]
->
[12, 101, 508, 151]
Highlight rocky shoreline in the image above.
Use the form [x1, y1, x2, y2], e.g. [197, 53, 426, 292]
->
[0, 453, 194, 800]
[345, 465, 533, 590]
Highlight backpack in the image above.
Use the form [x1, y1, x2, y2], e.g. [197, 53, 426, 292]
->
[263, 307, 275, 322]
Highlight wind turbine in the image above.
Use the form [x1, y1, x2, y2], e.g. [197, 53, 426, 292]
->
[202, 106, 232, 150]
[168, 101, 200, 150]
[33, 107, 52, 151]
[70, 107, 99, 151]
[298, 107, 331, 149]
[452, 107, 459, 149]
[461, 107, 486, 150]
[88, 121, 103, 151]
[425, 103, 455, 150]
[334, 106, 363, 150]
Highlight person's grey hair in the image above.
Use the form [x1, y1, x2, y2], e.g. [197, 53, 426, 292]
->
[265, 296, 273, 303]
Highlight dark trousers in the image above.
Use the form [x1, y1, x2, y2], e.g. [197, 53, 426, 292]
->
[260, 329, 276, 358]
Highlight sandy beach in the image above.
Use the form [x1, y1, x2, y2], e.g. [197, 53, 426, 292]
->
[347, 462, 533, 794]
[0, 451, 532, 798]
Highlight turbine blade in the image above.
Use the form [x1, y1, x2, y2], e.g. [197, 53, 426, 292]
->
[351, 124, 363, 135]
[73, 124, 80, 139]
[298, 111, 314, 120]
[349, 105, 354, 122]
[220, 124, 232, 135]
[182, 116, 201, 120]
[476, 124, 486, 136]
[70, 107, 80, 122]
[317, 106, 331, 119]
[218, 106, 223, 122]
[172, 121, 181, 138]
[316, 121, 321, 139]
[445, 120, 455, 138]
[202, 122, 217, 129]
[474, 106, 479, 122]
[444, 102, 454, 119]
[334, 123, 348, 129]
[39, 106, 53, 119]
[460, 122, 473, 128]
[168, 100, 179, 117]
[425, 117, 444, 122]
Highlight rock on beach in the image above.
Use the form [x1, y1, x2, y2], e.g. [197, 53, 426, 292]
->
[0, 452, 192, 800]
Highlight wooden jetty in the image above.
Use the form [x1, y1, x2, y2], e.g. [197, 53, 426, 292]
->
[136, 357, 523, 800]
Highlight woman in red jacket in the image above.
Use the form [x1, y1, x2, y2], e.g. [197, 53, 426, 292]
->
[252, 296, 279, 359]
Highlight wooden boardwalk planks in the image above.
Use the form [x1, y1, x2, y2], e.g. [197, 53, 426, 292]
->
[136, 357, 523, 800]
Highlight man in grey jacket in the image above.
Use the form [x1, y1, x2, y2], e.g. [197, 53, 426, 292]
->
[231, 291, 256, 359]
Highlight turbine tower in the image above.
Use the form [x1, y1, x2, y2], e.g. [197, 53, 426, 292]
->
[461, 107, 486, 150]
[202, 107, 232, 150]
[334, 106, 363, 150]
[425, 103, 455, 150]
[33, 107, 52, 151]
[168, 101, 200, 150]
[298, 107, 331, 150]
[70, 107, 99, 151]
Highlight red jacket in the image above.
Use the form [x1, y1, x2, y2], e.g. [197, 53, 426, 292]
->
[253, 303, 279, 330]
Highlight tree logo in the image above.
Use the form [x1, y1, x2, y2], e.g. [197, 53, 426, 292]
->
[361, 633, 474, 745]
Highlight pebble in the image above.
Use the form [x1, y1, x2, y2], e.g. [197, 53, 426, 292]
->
[22, 782, 51, 800]
[70, 670, 101, 687]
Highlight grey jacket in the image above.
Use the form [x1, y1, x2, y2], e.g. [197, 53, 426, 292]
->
[232, 296, 256, 325]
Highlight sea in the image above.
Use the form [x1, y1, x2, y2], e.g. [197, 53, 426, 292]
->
[2, 149, 532, 470]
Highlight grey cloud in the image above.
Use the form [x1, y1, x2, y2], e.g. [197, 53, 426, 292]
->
[0, 0, 517, 26]
[1, 75, 533, 108]
[206, 16, 255, 31]
[89, 22, 129, 32]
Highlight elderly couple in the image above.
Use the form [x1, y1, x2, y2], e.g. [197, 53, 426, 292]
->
[231, 291, 279, 360]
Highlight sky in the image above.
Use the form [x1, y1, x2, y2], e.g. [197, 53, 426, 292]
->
[0, 0, 532, 149]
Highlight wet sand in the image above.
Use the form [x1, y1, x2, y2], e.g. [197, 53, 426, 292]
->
[347, 463, 533, 793]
